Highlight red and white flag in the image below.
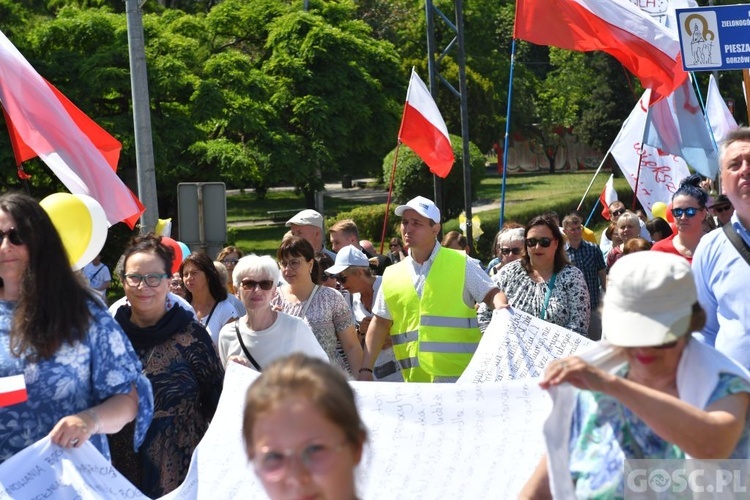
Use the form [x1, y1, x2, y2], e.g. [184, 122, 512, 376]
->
[514, 0, 687, 101]
[398, 69, 454, 178]
[610, 90, 691, 218]
[599, 174, 617, 220]
[0, 374, 27, 407]
[705, 74, 738, 145]
[0, 30, 144, 228]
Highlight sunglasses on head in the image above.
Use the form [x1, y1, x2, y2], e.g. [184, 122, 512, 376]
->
[500, 247, 522, 256]
[611, 208, 626, 218]
[240, 279, 274, 291]
[671, 207, 701, 218]
[713, 204, 732, 214]
[0, 227, 23, 246]
[525, 237, 553, 248]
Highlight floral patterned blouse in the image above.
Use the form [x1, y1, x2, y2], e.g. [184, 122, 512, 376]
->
[493, 260, 590, 335]
[0, 299, 153, 464]
[569, 371, 750, 498]
[271, 285, 354, 373]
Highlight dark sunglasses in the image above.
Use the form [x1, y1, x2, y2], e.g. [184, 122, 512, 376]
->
[653, 340, 679, 350]
[500, 247, 522, 256]
[334, 274, 349, 284]
[240, 279, 274, 291]
[525, 237, 553, 248]
[611, 208, 626, 218]
[0, 227, 23, 246]
[671, 207, 701, 218]
[713, 204, 732, 214]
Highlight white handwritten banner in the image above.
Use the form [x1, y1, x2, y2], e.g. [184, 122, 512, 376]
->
[163, 363, 551, 499]
[0, 437, 145, 499]
[458, 308, 593, 384]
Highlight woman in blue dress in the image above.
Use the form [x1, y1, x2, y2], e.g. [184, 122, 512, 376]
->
[0, 192, 153, 464]
[520, 252, 750, 499]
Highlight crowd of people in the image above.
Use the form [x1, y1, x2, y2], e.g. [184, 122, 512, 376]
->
[1, 127, 749, 498]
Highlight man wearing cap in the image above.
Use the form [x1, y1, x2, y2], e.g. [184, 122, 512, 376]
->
[693, 128, 750, 369]
[329, 219, 391, 275]
[358, 196, 505, 383]
[285, 209, 336, 260]
[708, 194, 734, 227]
[326, 245, 402, 381]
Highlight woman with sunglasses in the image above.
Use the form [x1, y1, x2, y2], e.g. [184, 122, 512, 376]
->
[217, 246, 244, 294]
[520, 252, 750, 499]
[110, 233, 224, 497]
[272, 237, 362, 376]
[217, 255, 327, 369]
[494, 215, 590, 335]
[0, 192, 153, 464]
[651, 174, 709, 263]
[243, 353, 367, 500]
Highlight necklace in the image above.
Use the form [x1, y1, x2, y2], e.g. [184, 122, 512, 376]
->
[141, 348, 157, 375]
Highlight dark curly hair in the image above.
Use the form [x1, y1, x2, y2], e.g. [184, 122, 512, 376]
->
[121, 233, 174, 278]
[673, 174, 709, 208]
[520, 215, 570, 274]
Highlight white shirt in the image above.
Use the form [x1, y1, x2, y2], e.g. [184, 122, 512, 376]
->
[217, 312, 328, 369]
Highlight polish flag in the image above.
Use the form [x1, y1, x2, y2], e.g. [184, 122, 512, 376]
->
[0, 375, 27, 407]
[0, 30, 144, 228]
[705, 74, 738, 145]
[599, 174, 617, 220]
[398, 69, 454, 178]
[514, 0, 688, 101]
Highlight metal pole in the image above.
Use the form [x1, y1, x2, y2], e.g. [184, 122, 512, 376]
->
[125, 0, 159, 234]
[455, 0, 472, 247]
[425, 0, 443, 214]
[302, 0, 324, 216]
[499, 39, 517, 229]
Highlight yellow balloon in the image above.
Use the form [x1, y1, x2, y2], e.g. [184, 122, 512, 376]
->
[40, 193, 93, 268]
[651, 201, 668, 221]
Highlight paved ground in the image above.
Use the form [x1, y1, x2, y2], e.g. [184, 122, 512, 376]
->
[228, 177, 503, 229]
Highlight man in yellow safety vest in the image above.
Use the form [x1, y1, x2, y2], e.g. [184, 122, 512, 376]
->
[357, 196, 506, 382]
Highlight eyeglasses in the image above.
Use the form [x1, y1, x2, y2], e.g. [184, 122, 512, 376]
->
[221, 258, 239, 266]
[653, 340, 679, 350]
[240, 279, 274, 291]
[321, 274, 336, 282]
[170, 279, 184, 288]
[713, 204, 732, 214]
[611, 208, 626, 218]
[253, 441, 348, 482]
[279, 259, 303, 270]
[525, 237, 553, 248]
[123, 273, 169, 287]
[0, 228, 23, 246]
[671, 207, 701, 218]
[500, 247, 522, 256]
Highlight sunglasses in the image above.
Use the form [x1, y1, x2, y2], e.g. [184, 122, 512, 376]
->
[500, 247, 522, 256]
[240, 279, 274, 291]
[671, 207, 701, 218]
[525, 237, 553, 248]
[334, 274, 349, 284]
[611, 208, 626, 218]
[0, 227, 23, 246]
[713, 204, 732, 214]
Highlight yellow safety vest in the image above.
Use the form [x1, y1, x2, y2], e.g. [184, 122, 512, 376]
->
[382, 246, 481, 382]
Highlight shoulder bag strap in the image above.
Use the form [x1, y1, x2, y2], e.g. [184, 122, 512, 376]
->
[234, 320, 262, 371]
[300, 285, 320, 318]
[540, 272, 558, 321]
[722, 224, 750, 266]
[203, 300, 219, 327]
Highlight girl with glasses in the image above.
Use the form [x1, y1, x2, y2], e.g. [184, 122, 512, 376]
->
[217, 255, 327, 370]
[493, 215, 591, 336]
[0, 192, 153, 466]
[110, 234, 224, 497]
[216, 246, 244, 294]
[243, 354, 367, 500]
[651, 174, 709, 263]
[272, 237, 363, 376]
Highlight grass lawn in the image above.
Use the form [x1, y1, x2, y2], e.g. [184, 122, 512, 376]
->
[228, 171, 634, 259]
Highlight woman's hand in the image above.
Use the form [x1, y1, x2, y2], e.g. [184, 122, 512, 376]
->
[540, 356, 615, 393]
[49, 410, 99, 449]
[228, 355, 255, 369]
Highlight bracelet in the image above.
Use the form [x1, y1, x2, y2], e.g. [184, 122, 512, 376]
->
[83, 409, 101, 435]
[358, 368, 373, 373]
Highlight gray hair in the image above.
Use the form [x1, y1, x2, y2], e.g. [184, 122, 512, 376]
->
[719, 127, 750, 166]
[499, 227, 525, 246]
[616, 211, 641, 229]
[213, 261, 229, 287]
[232, 254, 280, 289]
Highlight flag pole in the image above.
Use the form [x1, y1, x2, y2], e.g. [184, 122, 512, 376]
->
[499, 38, 517, 229]
[575, 152, 610, 211]
[690, 72, 720, 168]
[584, 197, 601, 228]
